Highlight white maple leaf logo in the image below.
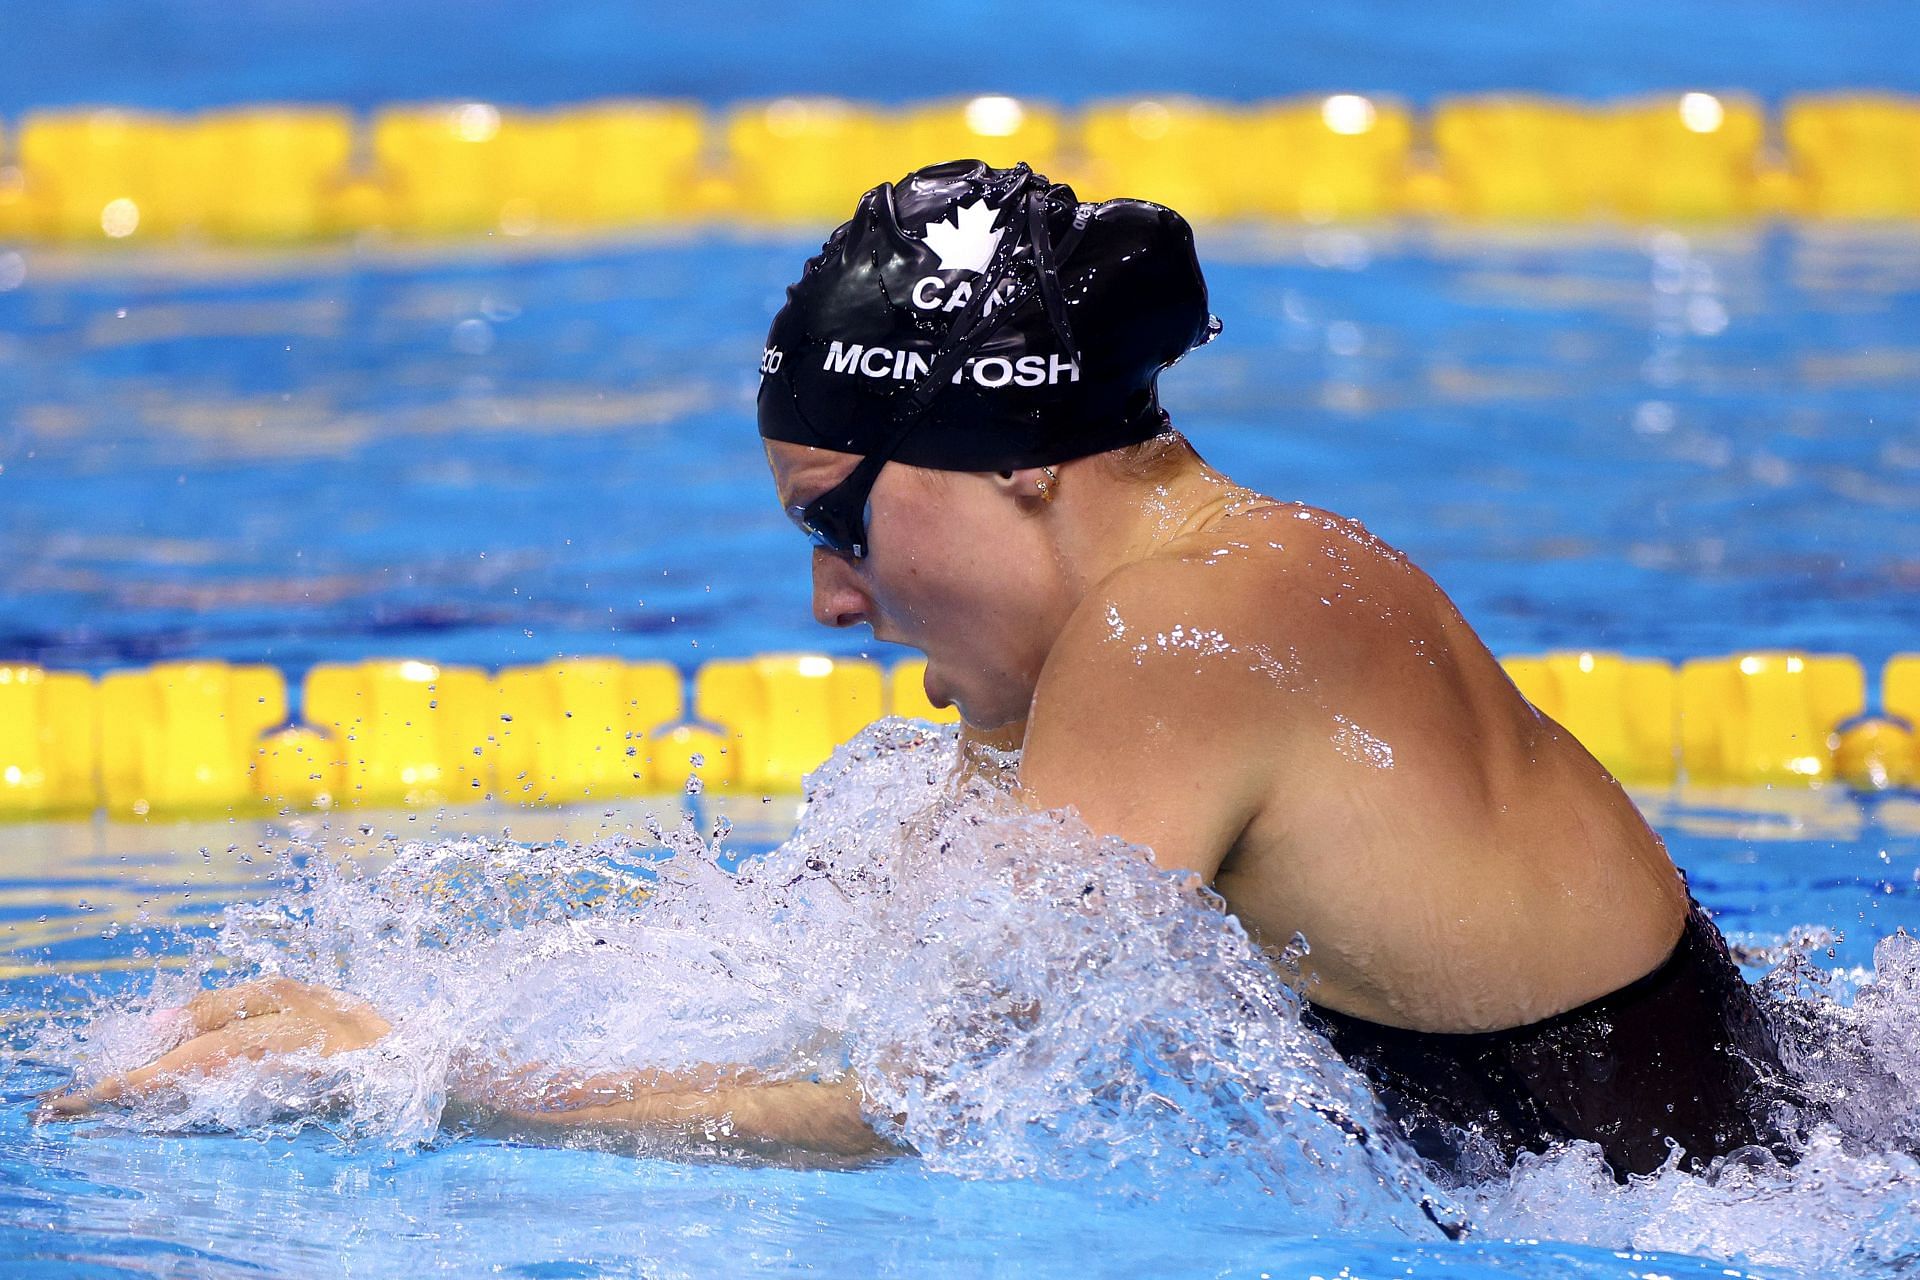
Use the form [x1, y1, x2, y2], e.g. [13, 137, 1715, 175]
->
[920, 199, 1004, 275]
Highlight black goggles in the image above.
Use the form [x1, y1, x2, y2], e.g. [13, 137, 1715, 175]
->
[786, 180, 1091, 560]
[787, 447, 890, 559]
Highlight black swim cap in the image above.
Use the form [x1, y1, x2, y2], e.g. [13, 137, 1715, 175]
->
[757, 159, 1218, 471]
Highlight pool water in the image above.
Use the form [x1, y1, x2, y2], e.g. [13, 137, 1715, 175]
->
[4, 225, 1916, 674]
[4, 190, 1920, 1280]
[3, 748, 1919, 1279]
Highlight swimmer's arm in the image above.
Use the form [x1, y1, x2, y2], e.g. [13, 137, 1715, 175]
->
[461, 1066, 895, 1158]
[39, 979, 893, 1158]
[1016, 566, 1270, 883]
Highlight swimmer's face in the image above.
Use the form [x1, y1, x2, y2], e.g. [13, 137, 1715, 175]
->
[764, 440, 1065, 731]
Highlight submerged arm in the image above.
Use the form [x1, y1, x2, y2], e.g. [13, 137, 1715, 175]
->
[42, 979, 897, 1159]
[460, 1065, 894, 1158]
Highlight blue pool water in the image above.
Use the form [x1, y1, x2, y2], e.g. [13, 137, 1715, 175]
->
[3, 226, 1917, 677]
[1, 217, 1918, 1277]
[3, 4, 1920, 1269]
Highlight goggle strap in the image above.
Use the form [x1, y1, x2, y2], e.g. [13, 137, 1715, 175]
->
[890, 187, 1036, 424]
[1028, 191, 1089, 369]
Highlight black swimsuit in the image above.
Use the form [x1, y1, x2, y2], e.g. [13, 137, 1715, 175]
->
[1305, 901, 1794, 1179]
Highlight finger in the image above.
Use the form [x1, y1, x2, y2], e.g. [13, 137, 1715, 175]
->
[35, 1088, 98, 1120]
[37, 986, 295, 1121]
[34, 1029, 240, 1119]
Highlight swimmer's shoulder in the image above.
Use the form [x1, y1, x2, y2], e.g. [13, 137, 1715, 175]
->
[1097, 500, 1469, 706]
[1021, 524, 1287, 879]
[1145, 499, 1407, 575]
[1024, 502, 1433, 874]
[1044, 498, 1437, 689]
[1036, 505, 1335, 712]
[1139, 500, 1425, 628]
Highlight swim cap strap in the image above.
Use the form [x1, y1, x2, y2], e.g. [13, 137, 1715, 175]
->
[885, 180, 1092, 443]
[889, 181, 1038, 427]
[1028, 195, 1092, 370]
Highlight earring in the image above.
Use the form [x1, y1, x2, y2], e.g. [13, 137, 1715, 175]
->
[1036, 466, 1059, 502]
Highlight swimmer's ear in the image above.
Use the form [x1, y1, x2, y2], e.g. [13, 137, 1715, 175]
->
[991, 468, 1058, 503]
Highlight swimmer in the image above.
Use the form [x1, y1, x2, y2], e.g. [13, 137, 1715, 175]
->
[45, 161, 1793, 1178]
[759, 160, 1792, 1177]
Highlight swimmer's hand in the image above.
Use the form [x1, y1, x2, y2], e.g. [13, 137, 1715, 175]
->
[36, 978, 390, 1120]
[38, 980, 893, 1161]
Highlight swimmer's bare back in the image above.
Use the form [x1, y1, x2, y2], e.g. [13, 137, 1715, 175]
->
[1018, 499, 1690, 1035]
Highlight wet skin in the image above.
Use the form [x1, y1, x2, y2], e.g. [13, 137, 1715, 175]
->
[41, 979, 887, 1156]
[44, 434, 1687, 1141]
[769, 437, 1689, 1033]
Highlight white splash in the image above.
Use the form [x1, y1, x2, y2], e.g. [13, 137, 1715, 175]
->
[36, 721, 1441, 1236]
[32, 722, 1920, 1275]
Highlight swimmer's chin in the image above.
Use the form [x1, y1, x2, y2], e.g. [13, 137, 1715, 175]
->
[922, 664, 952, 711]
[923, 662, 1025, 733]
[924, 666, 982, 725]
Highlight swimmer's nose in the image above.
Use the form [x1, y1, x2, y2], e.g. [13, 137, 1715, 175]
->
[811, 549, 872, 629]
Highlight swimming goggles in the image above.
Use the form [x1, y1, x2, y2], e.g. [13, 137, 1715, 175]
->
[788, 175, 1091, 559]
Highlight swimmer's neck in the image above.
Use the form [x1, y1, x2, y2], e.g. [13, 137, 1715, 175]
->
[1051, 450, 1270, 595]
[966, 448, 1273, 754]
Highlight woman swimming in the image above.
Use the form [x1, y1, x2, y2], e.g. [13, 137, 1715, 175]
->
[48, 160, 1795, 1178]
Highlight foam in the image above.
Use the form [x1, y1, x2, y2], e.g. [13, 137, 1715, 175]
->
[33, 719, 1920, 1271]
